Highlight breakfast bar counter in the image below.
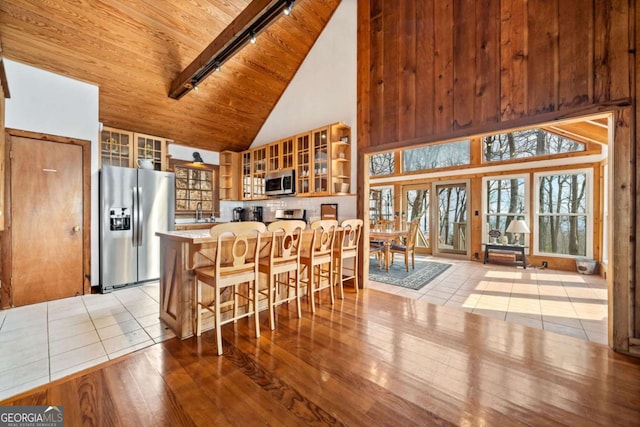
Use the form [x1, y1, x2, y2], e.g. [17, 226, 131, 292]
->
[156, 227, 319, 339]
[156, 229, 219, 339]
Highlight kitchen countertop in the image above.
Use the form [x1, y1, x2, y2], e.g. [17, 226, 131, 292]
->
[174, 222, 221, 230]
[157, 229, 215, 243]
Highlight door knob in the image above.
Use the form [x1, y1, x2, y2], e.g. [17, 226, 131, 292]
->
[73, 226, 81, 232]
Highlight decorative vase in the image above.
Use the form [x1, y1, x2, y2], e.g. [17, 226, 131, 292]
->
[137, 158, 154, 169]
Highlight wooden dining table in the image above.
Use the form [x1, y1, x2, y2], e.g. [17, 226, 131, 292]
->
[369, 229, 408, 272]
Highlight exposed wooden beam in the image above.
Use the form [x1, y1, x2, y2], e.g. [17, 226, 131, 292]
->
[168, 0, 283, 99]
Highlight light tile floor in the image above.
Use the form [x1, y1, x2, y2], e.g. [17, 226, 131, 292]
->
[0, 283, 174, 401]
[368, 256, 608, 345]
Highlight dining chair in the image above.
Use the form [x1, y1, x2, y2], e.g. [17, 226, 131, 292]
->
[259, 220, 306, 330]
[390, 221, 419, 272]
[194, 221, 266, 355]
[369, 241, 384, 269]
[300, 219, 338, 313]
[333, 218, 363, 298]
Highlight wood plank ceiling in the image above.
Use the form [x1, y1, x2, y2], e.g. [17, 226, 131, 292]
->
[0, 0, 340, 152]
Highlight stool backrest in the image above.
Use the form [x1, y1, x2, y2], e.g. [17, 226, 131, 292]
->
[309, 219, 338, 258]
[338, 218, 363, 253]
[266, 220, 306, 262]
[209, 221, 266, 270]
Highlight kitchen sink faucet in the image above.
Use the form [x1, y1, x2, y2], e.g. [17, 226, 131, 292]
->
[195, 202, 203, 221]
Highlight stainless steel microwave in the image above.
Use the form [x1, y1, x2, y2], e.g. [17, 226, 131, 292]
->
[265, 169, 295, 196]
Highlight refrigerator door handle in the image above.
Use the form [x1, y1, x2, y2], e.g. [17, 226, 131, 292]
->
[137, 186, 144, 247]
[131, 187, 141, 246]
[132, 186, 138, 246]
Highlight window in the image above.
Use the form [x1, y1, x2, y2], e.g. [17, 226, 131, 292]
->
[403, 140, 470, 172]
[483, 175, 528, 243]
[369, 152, 395, 176]
[483, 129, 584, 162]
[173, 160, 220, 215]
[534, 169, 592, 257]
[369, 186, 394, 223]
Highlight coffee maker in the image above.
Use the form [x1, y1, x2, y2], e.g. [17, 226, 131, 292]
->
[232, 207, 245, 222]
[251, 206, 263, 222]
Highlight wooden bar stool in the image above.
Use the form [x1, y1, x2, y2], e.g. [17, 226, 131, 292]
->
[194, 221, 266, 355]
[300, 219, 338, 313]
[259, 220, 306, 330]
[333, 218, 363, 298]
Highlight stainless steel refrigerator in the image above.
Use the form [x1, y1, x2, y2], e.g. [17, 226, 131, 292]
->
[100, 165, 175, 292]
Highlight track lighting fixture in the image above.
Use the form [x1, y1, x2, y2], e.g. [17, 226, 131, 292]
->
[170, 0, 298, 99]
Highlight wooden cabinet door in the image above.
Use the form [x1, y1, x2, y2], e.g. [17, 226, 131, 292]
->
[311, 127, 330, 194]
[281, 137, 295, 169]
[11, 136, 84, 306]
[241, 151, 252, 200]
[296, 133, 311, 195]
[100, 127, 133, 167]
[267, 142, 280, 172]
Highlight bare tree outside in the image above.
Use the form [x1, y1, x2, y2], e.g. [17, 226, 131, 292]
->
[368, 130, 589, 256]
[369, 152, 394, 176]
[404, 140, 470, 172]
[538, 172, 588, 256]
[484, 128, 584, 162]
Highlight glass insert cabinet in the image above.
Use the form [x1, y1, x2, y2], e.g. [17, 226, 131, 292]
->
[100, 126, 169, 171]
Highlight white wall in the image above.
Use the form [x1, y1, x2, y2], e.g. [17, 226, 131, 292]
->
[4, 59, 101, 286]
[251, 0, 357, 146]
[248, 0, 358, 217]
[169, 144, 219, 165]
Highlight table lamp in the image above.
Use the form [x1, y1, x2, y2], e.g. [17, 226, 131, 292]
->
[506, 220, 530, 246]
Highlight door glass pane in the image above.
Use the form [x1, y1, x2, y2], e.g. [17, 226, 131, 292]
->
[405, 188, 430, 249]
[437, 183, 468, 254]
[369, 187, 394, 226]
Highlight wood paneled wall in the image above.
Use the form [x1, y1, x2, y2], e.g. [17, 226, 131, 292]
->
[358, 0, 633, 148]
[357, 0, 637, 353]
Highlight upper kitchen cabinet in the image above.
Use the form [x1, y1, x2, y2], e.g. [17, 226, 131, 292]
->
[241, 148, 267, 200]
[100, 127, 133, 168]
[311, 127, 330, 195]
[294, 123, 352, 196]
[236, 122, 351, 199]
[134, 133, 169, 171]
[100, 127, 169, 171]
[330, 123, 351, 194]
[219, 151, 240, 200]
[296, 132, 311, 196]
[267, 136, 295, 172]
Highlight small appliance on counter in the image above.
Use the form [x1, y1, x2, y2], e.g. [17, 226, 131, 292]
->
[232, 207, 245, 222]
[274, 209, 306, 222]
[251, 206, 263, 222]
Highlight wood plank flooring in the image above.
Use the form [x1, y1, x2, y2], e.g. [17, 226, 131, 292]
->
[2, 289, 639, 426]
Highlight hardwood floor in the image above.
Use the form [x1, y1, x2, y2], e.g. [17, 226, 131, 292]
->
[2, 289, 639, 426]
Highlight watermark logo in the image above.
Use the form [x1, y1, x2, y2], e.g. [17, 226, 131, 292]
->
[0, 406, 64, 427]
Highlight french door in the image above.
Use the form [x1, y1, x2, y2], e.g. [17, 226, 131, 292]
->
[403, 185, 431, 254]
[434, 180, 469, 257]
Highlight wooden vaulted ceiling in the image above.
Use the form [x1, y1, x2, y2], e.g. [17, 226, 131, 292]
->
[0, 0, 340, 152]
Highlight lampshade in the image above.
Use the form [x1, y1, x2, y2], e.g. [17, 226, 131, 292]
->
[506, 220, 530, 234]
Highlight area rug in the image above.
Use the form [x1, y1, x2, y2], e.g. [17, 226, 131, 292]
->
[369, 258, 452, 290]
